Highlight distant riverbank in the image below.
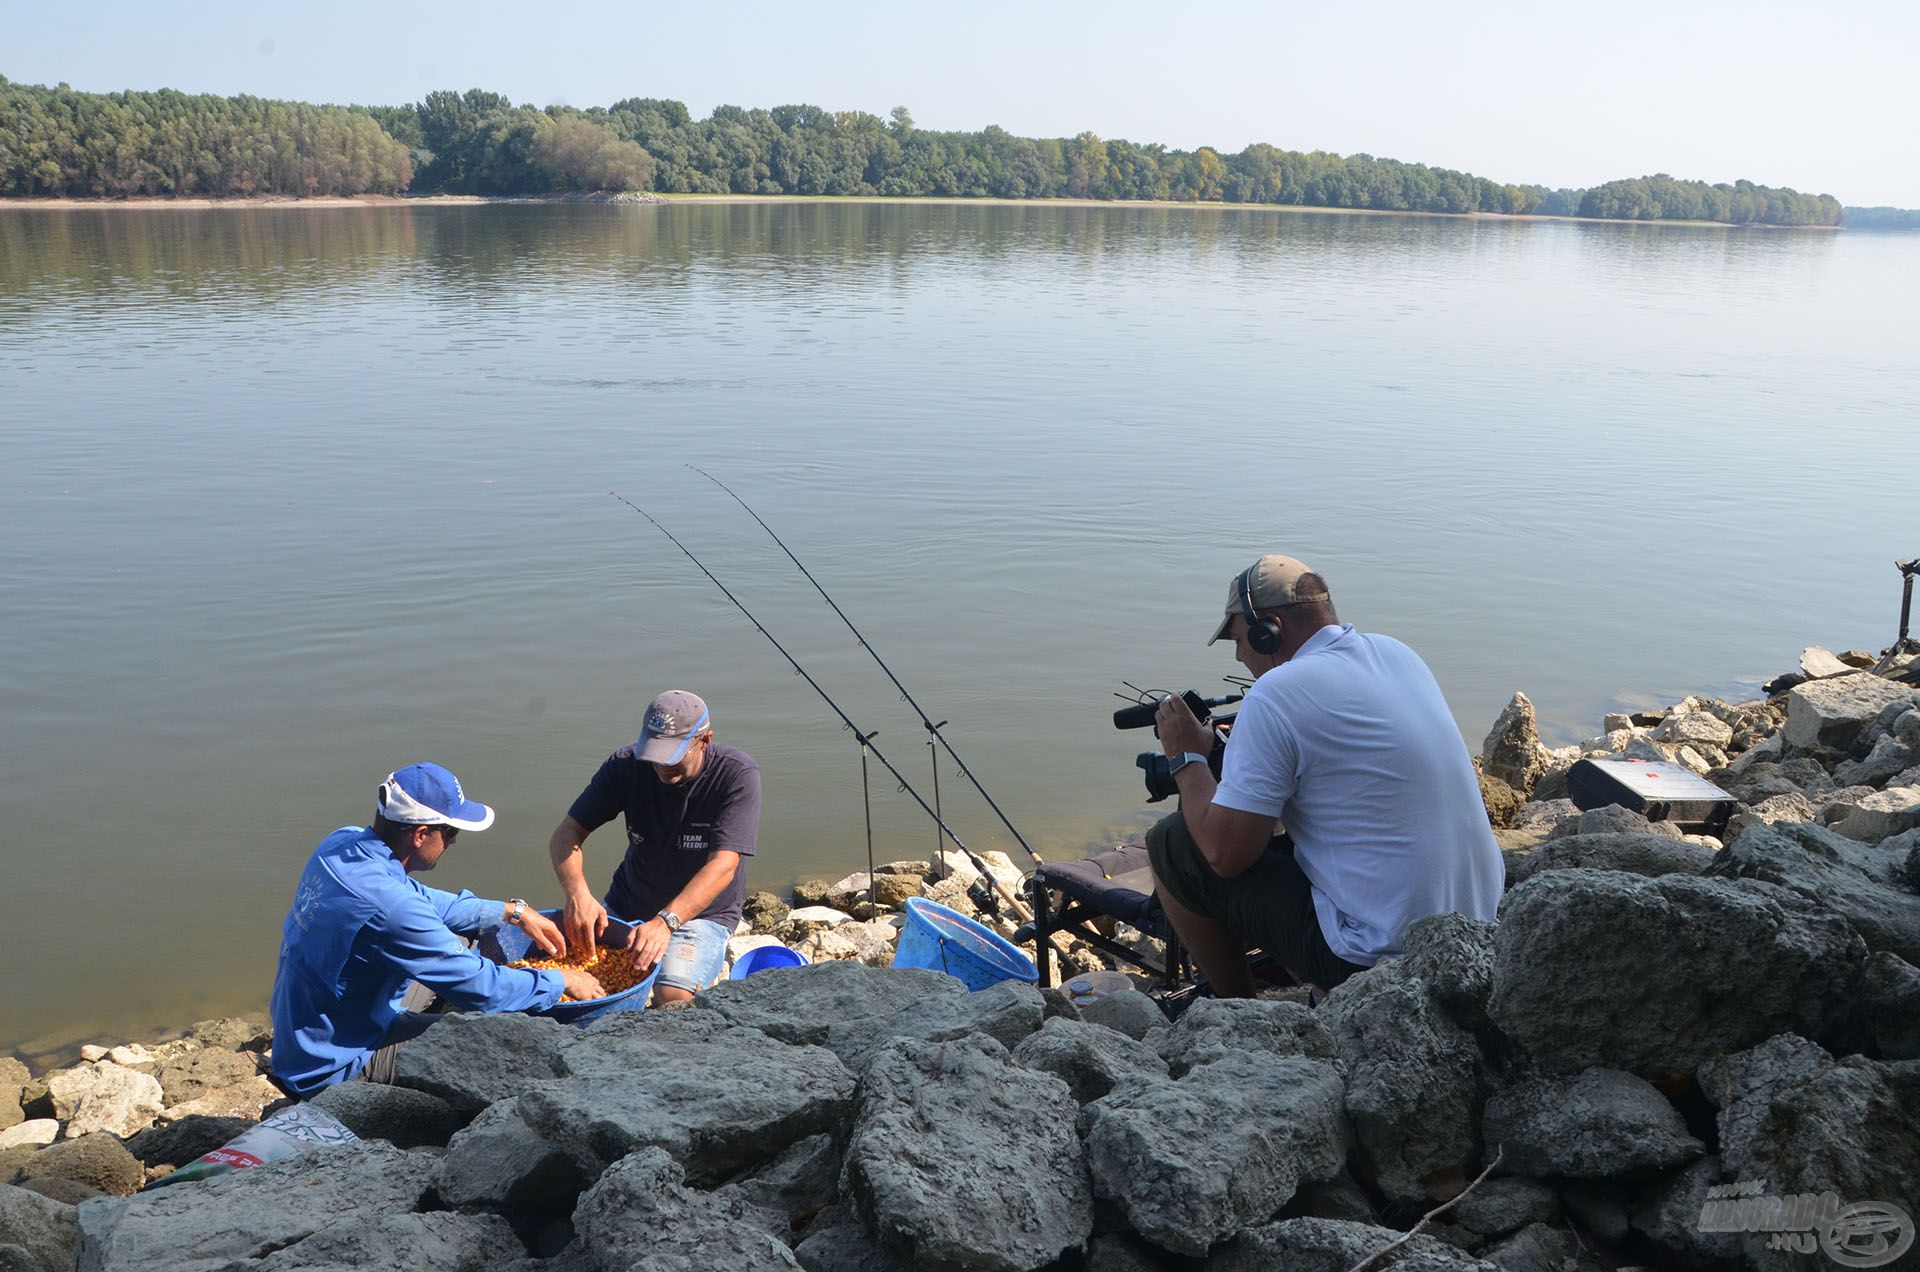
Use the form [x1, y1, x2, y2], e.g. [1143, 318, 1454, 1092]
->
[0, 191, 1841, 230]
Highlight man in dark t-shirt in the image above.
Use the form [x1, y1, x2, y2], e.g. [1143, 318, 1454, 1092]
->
[546, 690, 761, 1004]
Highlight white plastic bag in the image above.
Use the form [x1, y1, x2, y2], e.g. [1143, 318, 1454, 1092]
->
[146, 1102, 358, 1188]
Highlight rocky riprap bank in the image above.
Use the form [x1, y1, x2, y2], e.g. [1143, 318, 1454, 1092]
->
[2, 647, 1918, 1271]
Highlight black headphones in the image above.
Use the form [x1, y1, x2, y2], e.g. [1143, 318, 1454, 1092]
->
[1237, 566, 1284, 656]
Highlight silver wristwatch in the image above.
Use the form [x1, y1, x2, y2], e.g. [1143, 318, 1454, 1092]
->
[506, 898, 527, 925]
[657, 910, 684, 933]
[1168, 752, 1210, 774]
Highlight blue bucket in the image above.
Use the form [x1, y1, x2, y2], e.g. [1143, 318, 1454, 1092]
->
[480, 909, 658, 1025]
[892, 897, 1038, 991]
[730, 943, 810, 979]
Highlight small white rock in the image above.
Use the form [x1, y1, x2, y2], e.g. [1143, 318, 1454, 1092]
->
[107, 1044, 154, 1066]
[79, 1045, 109, 1062]
[0, 1118, 59, 1149]
[786, 905, 856, 925]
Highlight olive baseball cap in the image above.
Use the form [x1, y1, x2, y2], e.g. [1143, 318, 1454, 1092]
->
[1209, 555, 1331, 644]
[638, 690, 712, 764]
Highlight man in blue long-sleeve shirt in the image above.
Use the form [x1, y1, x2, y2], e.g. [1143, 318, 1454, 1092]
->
[270, 762, 606, 1095]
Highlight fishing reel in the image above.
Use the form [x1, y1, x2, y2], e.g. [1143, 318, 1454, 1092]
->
[1112, 687, 1240, 803]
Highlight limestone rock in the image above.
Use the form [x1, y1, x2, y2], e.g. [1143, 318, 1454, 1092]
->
[1483, 693, 1548, 795]
[432, 1098, 586, 1210]
[1155, 998, 1335, 1078]
[1509, 799, 1576, 834]
[695, 960, 968, 1047]
[1800, 646, 1853, 678]
[1481, 1068, 1701, 1178]
[309, 1081, 464, 1149]
[871, 874, 922, 909]
[1654, 712, 1734, 750]
[1076, 990, 1167, 1042]
[46, 1065, 163, 1141]
[1081, 1053, 1347, 1256]
[389, 1011, 572, 1113]
[1477, 770, 1522, 830]
[124, 1116, 251, 1168]
[1708, 820, 1920, 963]
[743, 891, 791, 929]
[154, 1048, 260, 1108]
[18, 1135, 140, 1201]
[791, 880, 832, 908]
[1827, 785, 1920, 843]
[784, 906, 857, 926]
[1722, 791, 1818, 841]
[1487, 870, 1867, 1075]
[1784, 674, 1915, 751]
[519, 1011, 855, 1185]
[1862, 952, 1920, 1060]
[843, 1034, 1090, 1272]
[185, 1018, 271, 1052]
[0, 1184, 77, 1272]
[72, 1142, 426, 1271]
[825, 980, 1046, 1075]
[250, 1212, 525, 1271]
[824, 872, 877, 913]
[1506, 832, 1715, 886]
[1448, 1176, 1560, 1239]
[0, 1125, 55, 1154]
[1701, 1042, 1920, 1272]
[1207, 1217, 1496, 1270]
[1010, 1018, 1167, 1104]
[575, 1148, 800, 1270]
[1321, 959, 1484, 1206]
[1627, 1156, 1742, 1266]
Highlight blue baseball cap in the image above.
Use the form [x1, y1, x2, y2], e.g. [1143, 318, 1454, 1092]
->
[375, 762, 496, 831]
[637, 690, 711, 765]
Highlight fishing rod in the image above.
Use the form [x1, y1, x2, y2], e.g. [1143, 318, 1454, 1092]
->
[608, 491, 1053, 936]
[686, 465, 1046, 868]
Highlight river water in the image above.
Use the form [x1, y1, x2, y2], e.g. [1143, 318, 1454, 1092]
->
[1, 201, 1914, 1059]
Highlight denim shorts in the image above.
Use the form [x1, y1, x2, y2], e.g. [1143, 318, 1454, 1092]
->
[651, 917, 731, 994]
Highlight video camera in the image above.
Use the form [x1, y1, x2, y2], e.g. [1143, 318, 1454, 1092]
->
[1112, 690, 1241, 802]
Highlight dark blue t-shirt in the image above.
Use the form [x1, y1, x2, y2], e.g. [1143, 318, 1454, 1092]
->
[567, 742, 760, 931]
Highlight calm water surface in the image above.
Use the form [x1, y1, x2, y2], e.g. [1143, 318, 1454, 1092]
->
[1, 202, 1915, 1059]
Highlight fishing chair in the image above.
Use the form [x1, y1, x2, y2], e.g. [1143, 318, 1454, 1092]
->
[1018, 843, 1194, 991]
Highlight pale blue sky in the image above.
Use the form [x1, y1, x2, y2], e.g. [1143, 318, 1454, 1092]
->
[9, 0, 1917, 205]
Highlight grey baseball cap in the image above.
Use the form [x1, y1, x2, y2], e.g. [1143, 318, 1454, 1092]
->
[1209, 555, 1331, 643]
[637, 690, 712, 764]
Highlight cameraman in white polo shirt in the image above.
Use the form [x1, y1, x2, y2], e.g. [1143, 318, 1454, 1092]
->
[1148, 555, 1502, 996]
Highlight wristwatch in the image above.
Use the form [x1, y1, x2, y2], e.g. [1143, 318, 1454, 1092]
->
[506, 898, 527, 926]
[1168, 752, 1210, 775]
[657, 910, 684, 933]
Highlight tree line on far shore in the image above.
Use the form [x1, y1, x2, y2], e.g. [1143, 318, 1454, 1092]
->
[0, 77, 1861, 227]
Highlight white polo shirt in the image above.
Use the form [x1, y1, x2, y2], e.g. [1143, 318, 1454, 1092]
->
[1211, 624, 1503, 966]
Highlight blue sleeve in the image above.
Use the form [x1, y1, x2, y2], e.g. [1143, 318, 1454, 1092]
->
[710, 760, 761, 858]
[370, 894, 564, 1013]
[420, 885, 501, 936]
[567, 754, 627, 833]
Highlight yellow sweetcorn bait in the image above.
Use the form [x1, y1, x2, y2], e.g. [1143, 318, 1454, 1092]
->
[510, 945, 645, 1000]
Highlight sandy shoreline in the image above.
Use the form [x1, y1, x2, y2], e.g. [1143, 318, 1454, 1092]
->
[0, 192, 1839, 229]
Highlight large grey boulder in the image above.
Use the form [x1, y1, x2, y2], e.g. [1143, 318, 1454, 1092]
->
[0, 1185, 76, 1272]
[251, 1212, 525, 1271]
[1448, 1176, 1559, 1239]
[1708, 820, 1920, 963]
[519, 1011, 855, 1186]
[1076, 990, 1167, 1042]
[1009, 1018, 1167, 1104]
[1699, 1040, 1920, 1272]
[1208, 1217, 1497, 1271]
[1483, 693, 1548, 795]
[1627, 1156, 1742, 1266]
[1785, 674, 1915, 751]
[1488, 869, 1867, 1074]
[1544, 804, 1682, 841]
[1320, 959, 1484, 1206]
[1480, 1068, 1702, 1178]
[842, 1034, 1090, 1272]
[1401, 913, 1497, 1026]
[1081, 1053, 1346, 1256]
[694, 962, 968, 1046]
[434, 1097, 586, 1209]
[1155, 998, 1335, 1078]
[389, 1011, 572, 1112]
[74, 1142, 426, 1271]
[1862, 952, 1920, 1060]
[309, 1080, 464, 1149]
[1505, 832, 1716, 885]
[824, 981, 1046, 1074]
[572, 1148, 800, 1271]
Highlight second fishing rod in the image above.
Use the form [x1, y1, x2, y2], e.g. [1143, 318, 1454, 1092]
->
[687, 465, 1046, 870]
[608, 491, 1046, 929]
